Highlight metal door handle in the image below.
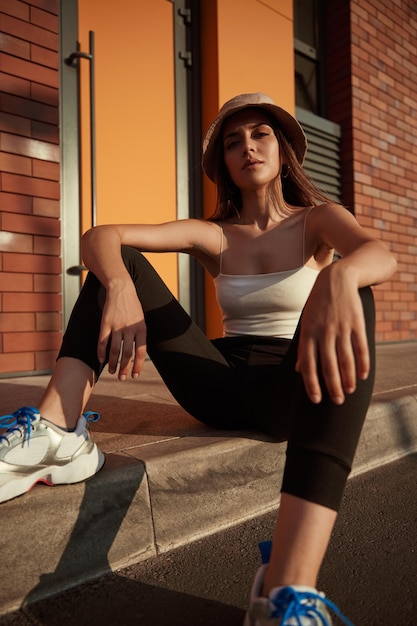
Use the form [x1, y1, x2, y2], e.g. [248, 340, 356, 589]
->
[64, 31, 96, 276]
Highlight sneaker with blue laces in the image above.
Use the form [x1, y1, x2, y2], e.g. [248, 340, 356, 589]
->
[0, 406, 105, 503]
[244, 542, 354, 626]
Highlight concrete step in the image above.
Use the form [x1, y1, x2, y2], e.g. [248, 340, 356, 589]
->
[0, 341, 416, 615]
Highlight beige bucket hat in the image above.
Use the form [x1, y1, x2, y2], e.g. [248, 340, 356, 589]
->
[202, 92, 307, 182]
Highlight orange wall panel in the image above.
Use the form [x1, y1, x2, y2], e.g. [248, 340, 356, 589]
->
[78, 0, 178, 293]
[217, 0, 295, 114]
[201, 0, 296, 338]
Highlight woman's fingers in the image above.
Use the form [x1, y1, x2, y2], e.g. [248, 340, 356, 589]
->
[297, 324, 370, 405]
[351, 326, 370, 382]
[116, 334, 133, 380]
[132, 340, 147, 378]
[115, 327, 147, 380]
[98, 320, 111, 366]
[97, 284, 147, 380]
[296, 337, 322, 404]
[296, 270, 370, 406]
[106, 324, 147, 380]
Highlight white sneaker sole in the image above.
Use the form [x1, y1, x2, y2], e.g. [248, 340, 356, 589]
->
[0, 446, 105, 504]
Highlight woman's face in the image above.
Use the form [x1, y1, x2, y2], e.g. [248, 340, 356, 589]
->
[222, 109, 280, 191]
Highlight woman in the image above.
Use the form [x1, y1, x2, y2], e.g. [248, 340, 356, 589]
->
[0, 93, 397, 625]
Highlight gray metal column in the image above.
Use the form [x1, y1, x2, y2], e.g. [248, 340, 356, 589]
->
[171, 0, 205, 327]
[59, 0, 82, 329]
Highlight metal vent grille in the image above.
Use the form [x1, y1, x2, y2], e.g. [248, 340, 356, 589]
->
[296, 107, 342, 203]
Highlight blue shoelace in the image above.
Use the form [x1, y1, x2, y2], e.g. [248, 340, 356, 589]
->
[82, 411, 101, 423]
[0, 406, 40, 445]
[0, 407, 101, 446]
[258, 541, 354, 626]
[270, 586, 353, 626]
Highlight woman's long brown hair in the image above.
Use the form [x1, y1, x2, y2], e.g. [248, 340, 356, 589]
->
[206, 110, 335, 222]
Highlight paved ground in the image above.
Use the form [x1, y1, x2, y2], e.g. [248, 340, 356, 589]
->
[1, 453, 416, 626]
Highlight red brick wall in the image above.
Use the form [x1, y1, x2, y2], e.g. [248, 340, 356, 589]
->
[326, 0, 417, 341]
[0, 0, 416, 377]
[0, 0, 61, 375]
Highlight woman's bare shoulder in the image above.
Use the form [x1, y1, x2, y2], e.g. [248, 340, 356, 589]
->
[181, 218, 222, 275]
[308, 202, 357, 221]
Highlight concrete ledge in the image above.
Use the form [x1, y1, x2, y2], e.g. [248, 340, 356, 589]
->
[1, 455, 155, 613]
[352, 394, 417, 474]
[137, 434, 286, 553]
[1, 395, 416, 616]
[0, 342, 416, 615]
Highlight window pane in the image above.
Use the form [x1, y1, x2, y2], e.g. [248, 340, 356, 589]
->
[294, 0, 317, 48]
[295, 52, 317, 113]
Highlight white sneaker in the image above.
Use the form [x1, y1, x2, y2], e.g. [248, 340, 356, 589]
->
[244, 565, 353, 626]
[0, 406, 105, 503]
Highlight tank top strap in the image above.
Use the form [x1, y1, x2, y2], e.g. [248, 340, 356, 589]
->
[218, 222, 224, 274]
[302, 206, 315, 265]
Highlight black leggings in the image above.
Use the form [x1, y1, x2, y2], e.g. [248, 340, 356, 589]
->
[59, 246, 376, 511]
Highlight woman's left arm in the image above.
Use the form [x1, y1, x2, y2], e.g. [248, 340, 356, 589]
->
[296, 204, 398, 405]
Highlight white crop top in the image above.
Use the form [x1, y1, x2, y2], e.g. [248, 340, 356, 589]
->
[214, 267, 319, 339]
[213, 211, 319, 339]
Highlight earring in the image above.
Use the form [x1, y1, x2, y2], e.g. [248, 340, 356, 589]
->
[281, 164, 290, 179]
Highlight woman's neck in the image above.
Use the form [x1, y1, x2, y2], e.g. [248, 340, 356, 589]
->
[238, 193, 287, 229]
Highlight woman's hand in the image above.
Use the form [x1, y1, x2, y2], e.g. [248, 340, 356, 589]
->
[295, 264, 370, 405]
[97, 279, 147, 380]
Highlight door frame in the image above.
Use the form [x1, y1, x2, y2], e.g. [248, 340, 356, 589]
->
[59, 0, 82, 329]
[59, 0, 205, 330]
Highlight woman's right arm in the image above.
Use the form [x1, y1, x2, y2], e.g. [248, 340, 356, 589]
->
[81, 225, 148, 380]
[81, 220, 219, 379]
